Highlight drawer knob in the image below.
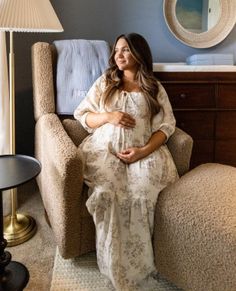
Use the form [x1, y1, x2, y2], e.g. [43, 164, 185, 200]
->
[179, 93, 187, 99]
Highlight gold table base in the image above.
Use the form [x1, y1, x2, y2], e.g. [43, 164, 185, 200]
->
[4, 213, 37, 246]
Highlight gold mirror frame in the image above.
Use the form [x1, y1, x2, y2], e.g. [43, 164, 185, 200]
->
[163, 0, 236, 48]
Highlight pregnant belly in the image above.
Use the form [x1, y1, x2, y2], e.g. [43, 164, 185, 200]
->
[96, 123, 149, 154]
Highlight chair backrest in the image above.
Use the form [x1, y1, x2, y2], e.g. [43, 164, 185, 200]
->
[32, 42, 56, 121]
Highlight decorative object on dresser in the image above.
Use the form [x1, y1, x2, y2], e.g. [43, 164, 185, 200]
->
[154, 69, 236, 168]
[186, 54, 234, 66]
[163, 0, 236, 48]
[0, 0, 63, 246]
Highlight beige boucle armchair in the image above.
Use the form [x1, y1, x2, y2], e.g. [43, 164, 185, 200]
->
[31, 41, 193, 259]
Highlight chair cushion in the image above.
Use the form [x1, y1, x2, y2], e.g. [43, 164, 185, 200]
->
[54, 39, 110, 115]
[61, 118, 88, 146]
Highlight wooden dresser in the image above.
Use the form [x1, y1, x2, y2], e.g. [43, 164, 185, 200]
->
[154, 70, 236, 168]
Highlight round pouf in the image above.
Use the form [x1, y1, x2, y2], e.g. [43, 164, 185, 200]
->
[154, 163, 236, 291]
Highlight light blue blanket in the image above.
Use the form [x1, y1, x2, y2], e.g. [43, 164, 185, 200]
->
[54, 39, 110, 115]
[186, 54, 234, 65]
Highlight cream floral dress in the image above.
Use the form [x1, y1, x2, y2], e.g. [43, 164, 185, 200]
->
[74, 75, 179, 291]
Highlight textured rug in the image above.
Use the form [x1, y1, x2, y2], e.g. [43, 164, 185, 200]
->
[4, 181, 56, 290]
[50, 248, 183, 291]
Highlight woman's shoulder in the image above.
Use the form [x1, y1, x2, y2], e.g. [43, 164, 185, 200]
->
[155, 79, 163, 88]
[154, 79, 170, 104]
[93, 73, 107, 91]
[155, 80, 166, 93]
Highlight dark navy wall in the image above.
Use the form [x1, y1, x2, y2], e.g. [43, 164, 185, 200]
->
[14, 0, 236, 154]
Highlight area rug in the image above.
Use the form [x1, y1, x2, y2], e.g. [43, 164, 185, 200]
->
[50, 248, 183, 291]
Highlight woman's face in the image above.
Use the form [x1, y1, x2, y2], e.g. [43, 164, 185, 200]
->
[114, 38, 138, 72]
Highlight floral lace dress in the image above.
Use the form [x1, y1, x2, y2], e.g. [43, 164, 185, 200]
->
[74, 75, 179, 290]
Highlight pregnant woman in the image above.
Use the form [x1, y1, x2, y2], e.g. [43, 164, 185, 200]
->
[74, 32, 178, 291]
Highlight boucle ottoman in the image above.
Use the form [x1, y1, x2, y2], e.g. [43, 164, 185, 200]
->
[153, 163, 236, 291]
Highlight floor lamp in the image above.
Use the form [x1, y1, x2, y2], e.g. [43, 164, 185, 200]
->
[0, 0, 63, 246]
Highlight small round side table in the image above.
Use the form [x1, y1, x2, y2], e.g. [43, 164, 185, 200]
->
[0, 154, 41, 291]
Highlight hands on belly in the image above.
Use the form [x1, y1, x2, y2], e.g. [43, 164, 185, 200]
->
[116, 147, 145, 164]
[107, 111, 147, 163]
[107, 111, 136, 129]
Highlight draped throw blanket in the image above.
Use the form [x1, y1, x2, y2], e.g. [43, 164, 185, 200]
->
[54, 39, 110, 115]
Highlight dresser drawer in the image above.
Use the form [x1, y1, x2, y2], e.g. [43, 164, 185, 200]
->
[215, 141, 236, 166]
[217, 84, 236, 109]
[163, 83, 215, 109]
[155, 71, 236, 168]
[174, 111, 215, 139]
[191, 140, 214, 168]
[216, 111, 236, 139]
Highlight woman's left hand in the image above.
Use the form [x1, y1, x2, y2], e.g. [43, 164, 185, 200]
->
[116, 147, 144, 164]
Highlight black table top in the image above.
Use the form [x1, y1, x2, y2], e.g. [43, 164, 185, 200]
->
[0, 155, 41, 191]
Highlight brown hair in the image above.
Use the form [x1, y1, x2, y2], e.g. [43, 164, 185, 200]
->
[103, 33, 160, 117]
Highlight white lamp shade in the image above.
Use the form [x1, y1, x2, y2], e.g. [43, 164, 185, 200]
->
[0, 0, 63, 32]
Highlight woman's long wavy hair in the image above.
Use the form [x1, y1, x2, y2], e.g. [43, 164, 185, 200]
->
[103, 33, 160, 118]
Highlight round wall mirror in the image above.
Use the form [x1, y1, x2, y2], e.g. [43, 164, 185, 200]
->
[163, 0, 236, 48]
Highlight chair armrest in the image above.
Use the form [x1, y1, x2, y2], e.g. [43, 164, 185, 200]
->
[35, 113, 84, 187]
[62, 118, 88, 146]
[35, 113, 85, 257]
[167, 127, 193, 176]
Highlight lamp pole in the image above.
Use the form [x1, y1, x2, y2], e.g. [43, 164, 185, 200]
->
[4, 31, 37, 246]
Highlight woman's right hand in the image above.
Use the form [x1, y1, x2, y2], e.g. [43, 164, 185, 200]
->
[107, 111, 136, 129]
